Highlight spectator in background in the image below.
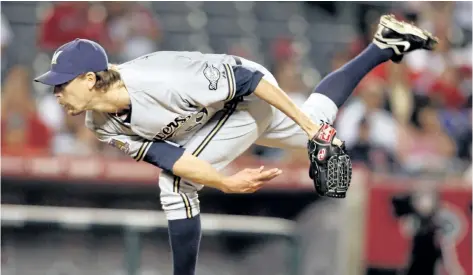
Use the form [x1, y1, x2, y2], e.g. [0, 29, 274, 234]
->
[437, 108, 471, 163]
[338, 79, 402, 173]
[428, 66, 467, 109]
[52, 114, 100, 156]
[272, 44, 308, 106]
[405, 2, 472, 78]
[336, 79, 398, 154]
[404, 2, 451, 75]
[458, 65, 472, 107]
[37, 2, 110, 52]
[104, 2, 161, 62]
[36, 85, 66, 136]
[349, 116, 400, 173]
[391, 191, 467, 275]
[347, 117, 373, 166]
[357, 57, 418, 124]
[386, 62, 416, 125]
[398, 104, 457, 175]
[270, 37, 309, 105]
[1, 66, 52, 156]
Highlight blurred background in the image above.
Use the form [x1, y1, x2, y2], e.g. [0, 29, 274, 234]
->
[0, 1, 471, 275]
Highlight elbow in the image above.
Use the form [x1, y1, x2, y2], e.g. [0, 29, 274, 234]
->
[171, 152, 190, 175]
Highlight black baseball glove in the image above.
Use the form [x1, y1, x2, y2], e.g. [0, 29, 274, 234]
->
[308, 123, 352, 198]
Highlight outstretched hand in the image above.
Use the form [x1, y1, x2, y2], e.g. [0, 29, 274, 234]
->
[220, 166, 282, 193]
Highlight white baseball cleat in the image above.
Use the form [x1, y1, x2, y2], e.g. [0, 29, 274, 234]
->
[373, 14, 439, 63]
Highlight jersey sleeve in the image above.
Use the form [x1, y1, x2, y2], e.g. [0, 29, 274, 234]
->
[175, 56, 264, 107]
[94, 131, 154, 162]
[94, 131, 185, 172]
[232, 66, 264, 98]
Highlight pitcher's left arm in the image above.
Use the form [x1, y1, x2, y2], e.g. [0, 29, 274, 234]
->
[253, 78, 343, 145]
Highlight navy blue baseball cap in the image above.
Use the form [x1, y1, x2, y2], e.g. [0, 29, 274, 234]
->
[34, 38, 109, 86]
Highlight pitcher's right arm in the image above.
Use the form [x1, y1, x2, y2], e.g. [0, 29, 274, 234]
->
[92, 130, 281, 193]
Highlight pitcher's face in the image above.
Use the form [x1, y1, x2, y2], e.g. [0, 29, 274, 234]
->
[53, 73, 96, 116]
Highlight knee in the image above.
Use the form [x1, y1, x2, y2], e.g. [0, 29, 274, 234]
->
[159, 173, 201, 220]
[160, 188, 201, 220]
[302, 93, 339, 124]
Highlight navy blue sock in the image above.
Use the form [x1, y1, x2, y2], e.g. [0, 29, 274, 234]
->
[313, 43, 394, 107]
[168, 215, 202, 275]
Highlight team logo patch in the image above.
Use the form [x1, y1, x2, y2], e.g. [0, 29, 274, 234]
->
[108, 139, 130, 154]
[203, 63, 220, 90]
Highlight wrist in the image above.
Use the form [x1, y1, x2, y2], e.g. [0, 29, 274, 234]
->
[217, 177, 231, 193]
[305, 123, 321, 139]
[308, 123, 343, 147]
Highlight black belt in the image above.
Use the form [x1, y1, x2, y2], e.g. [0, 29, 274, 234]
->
[233, 56, 242, 65]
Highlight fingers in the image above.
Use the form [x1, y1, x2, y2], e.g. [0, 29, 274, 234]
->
[229, 167, 282, 194]
[255, 168, 282, 181]
[249, 167, 282, 189]
[244, 166, 265, 174]
[245, 168, 282, 193]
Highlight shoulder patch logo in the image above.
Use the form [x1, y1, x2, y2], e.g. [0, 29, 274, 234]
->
[108, 139, 130, 154]
[203, 63, 220, 90]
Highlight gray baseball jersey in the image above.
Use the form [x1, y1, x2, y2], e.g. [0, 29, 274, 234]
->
[84, 51, 340, 221]
[85, 51, 253, 164]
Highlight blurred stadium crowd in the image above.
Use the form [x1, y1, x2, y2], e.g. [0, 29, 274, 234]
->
[1, 1, 472, 179]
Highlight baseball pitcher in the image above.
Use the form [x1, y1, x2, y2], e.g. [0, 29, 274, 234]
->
[35, 15, 437, 275]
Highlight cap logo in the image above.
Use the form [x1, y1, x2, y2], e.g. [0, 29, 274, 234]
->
[51, 50, 63, 65]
